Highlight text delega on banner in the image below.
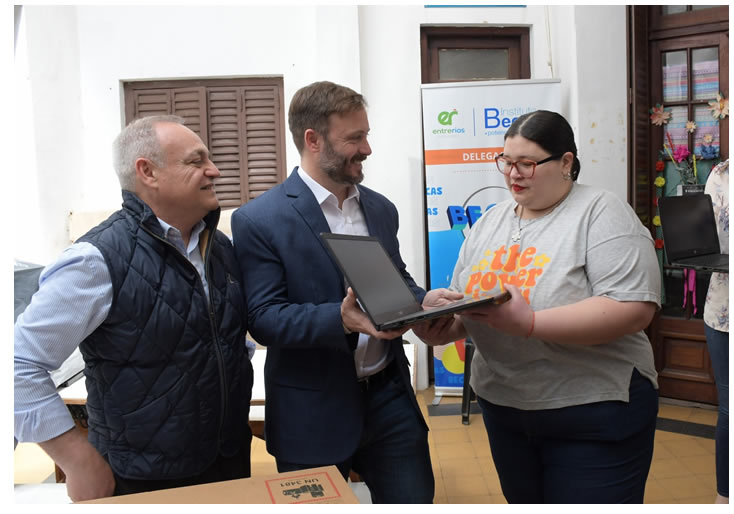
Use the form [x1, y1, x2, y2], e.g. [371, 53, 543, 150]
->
[424, 147, 503, 166]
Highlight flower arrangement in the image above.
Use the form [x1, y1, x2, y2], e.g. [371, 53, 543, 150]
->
[659, 133, 697, 185]
[708, 92, 729, 120]
[700, 134, 718, 159]
[649, 102, 722, 186]
[673, 144, 690, 163]
[649, 104, 671, 126]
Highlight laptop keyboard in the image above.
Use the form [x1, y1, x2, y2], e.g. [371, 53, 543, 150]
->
[679, 254, 729, 268]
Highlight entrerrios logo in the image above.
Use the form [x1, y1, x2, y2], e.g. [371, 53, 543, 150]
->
[438, 109, 459, 125]
[434, 108, 465, 134]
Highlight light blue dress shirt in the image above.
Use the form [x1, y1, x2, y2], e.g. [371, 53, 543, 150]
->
[14, 218, 254, 443]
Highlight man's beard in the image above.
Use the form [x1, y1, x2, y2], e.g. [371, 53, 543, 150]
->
[319, 136, 367, 186]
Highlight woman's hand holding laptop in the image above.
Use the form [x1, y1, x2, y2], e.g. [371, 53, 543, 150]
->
[412, 288, 466, 346]
[422, 288, 465, 308]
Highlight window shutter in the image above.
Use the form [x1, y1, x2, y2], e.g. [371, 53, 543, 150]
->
[208, 86, 246, 208]
[628, 6, 652, 225]
[125, 78, 286, 209]
[131, 89, 171, 117]
[172, 87, 208, 143]
[242, 85, 284, 201]
[207, 84, 285, 207]
[128, 87, 207, 142]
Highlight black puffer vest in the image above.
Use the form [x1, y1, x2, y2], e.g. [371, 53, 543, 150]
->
[77, 191, 253, 480]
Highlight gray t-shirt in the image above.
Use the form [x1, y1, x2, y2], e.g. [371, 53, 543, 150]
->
[450, 183, 660, 410]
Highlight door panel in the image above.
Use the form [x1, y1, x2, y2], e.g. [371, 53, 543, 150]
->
[629, 5, 727, 405]
[653, 316, 717, 404]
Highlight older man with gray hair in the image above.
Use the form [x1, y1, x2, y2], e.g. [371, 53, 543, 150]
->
[14, 115, 254, 501]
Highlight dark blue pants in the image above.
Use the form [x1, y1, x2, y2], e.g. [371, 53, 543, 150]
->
[276, 361, 434, 504]
[705, 324, 729, 497]
[477, 369, 658, 503]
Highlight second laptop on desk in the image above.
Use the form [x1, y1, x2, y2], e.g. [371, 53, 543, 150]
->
[321, 233, 510, 331]
[658, 193, 728, 273]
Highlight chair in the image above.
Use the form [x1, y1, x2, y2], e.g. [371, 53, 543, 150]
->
[461, 338, 475, 425]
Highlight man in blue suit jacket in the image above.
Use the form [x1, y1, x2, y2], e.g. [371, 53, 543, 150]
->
[232, 81, 457, 503]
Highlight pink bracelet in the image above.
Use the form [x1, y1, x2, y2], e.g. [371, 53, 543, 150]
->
[525, 311, 535, 339]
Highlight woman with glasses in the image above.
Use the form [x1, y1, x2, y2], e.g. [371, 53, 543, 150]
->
[415, 110, 660, 503]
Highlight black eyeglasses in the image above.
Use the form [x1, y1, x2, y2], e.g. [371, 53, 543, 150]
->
[495, 153, 565, 178]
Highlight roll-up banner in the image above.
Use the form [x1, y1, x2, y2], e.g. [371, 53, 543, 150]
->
[421, 79, 561, 397]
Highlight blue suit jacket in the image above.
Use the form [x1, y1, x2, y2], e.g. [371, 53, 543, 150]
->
[232, 169, 428, 464]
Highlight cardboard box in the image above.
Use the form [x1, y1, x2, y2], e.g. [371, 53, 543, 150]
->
[79, 465, 359, 504]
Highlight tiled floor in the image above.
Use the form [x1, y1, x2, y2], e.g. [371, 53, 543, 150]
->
[418, 388, 720, 504]
[14, 386, 721, 504]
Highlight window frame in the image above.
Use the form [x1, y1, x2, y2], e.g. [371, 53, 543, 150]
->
[420, 26, 530, 84]
[650, 5, 729, 35]
[627, 6, 728, 226]
[650, 33, 728, 170]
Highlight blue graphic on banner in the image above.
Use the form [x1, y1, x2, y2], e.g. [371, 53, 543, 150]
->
[433, 357, 465, 387]
[427, 230, 465, 289]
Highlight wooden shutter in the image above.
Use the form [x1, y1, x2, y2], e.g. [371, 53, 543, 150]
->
[242, 85, 283, 201]
[628, 6, 652, 227]
[207, 84, 285, 207]
[126, 87, 207, 141]
[124, 78, 286, 208]
[130, 89, 171, 118]
[172, 88, 207, 142]
[208, 86, 246, 209]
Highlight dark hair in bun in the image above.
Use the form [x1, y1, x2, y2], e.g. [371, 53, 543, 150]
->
[504, 110, 581, 181]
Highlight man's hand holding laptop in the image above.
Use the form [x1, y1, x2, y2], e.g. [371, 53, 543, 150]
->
[341, 287, 411, 340]
[341, 286, 466, 340]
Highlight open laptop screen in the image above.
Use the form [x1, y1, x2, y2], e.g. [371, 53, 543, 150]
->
[322, 235, 422, 324]
[659, 194, 720, 261]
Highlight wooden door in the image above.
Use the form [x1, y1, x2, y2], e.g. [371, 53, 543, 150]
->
[629, 5, 728, 404]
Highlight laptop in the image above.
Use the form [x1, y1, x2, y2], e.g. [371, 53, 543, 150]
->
[321, 233, 511, 331]
[658, 193, 728, 273]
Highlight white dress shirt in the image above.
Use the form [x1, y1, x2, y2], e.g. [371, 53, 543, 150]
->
[297, 167, 391, 379]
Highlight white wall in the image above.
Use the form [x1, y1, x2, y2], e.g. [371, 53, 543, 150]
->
[15, 4, 630, 389]
[574, 5, 628, 199]
[16, 5, 365, 264]
[75, 5, 364, 212]
[16, 7, 85, 265]
[14, 12, 42, 264]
